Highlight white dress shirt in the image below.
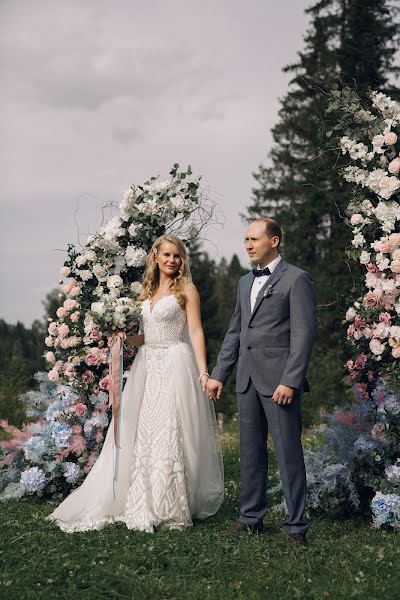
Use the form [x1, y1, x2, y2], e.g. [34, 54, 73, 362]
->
[250, 255, 281, 312]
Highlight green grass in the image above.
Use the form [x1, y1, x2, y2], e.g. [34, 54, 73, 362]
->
[0, 432, 399, 600]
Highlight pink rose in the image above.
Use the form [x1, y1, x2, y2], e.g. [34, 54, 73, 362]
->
[45, 336, 54, 347]
[60, 338, 70, 349]
[95, 430, 104, 443]
[367, 263, 377, 273]
[64, 298, 78, 311]
[48, 369, 59, 382]
[48, 322, 58, 335]
[60, 266, 71, 277]
[58, 324, 69, 338]
[67, 336, 79, 347]
[99, 376, 109, 390]
[364, 291, 381, 308]
[56, 307, 67, 319]
[82, 370, 95, 384]
[354, 354, 367, 370]
[381, 242, 391, 253]
[45, 351, 55, 363]
[392, 346, 400, 358]
[74, 403, 87, 417]
[70, 286, 81, 297]
[85, 353, 100, 367]
[346, 360, 354, 371]
[379, 312, 391, 325]
[89, 330, 103, 341]
[347, 324, 355, 338]
[390, 260, 400, 274]
[98, 340, 105, 348]
[70, 311, 80, 323]
[62, 284, 72, 295]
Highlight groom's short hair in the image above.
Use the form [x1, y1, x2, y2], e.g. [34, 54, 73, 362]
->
[254, 217, 282, 247]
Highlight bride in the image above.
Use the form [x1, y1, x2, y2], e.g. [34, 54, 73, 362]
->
[47, 234, 224, 533]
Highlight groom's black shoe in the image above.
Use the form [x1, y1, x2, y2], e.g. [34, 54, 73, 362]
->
[287, 533, 307, 546]
[225, 521, 264, 536]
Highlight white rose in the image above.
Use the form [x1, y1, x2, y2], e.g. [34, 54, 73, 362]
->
[60, 266, 71, 277]
[384, 132, 398, 146]
[93, 263, 108, 282]
[75, 255, 88, 267]
[125, 246, 147, 268]
[91, 301, 106, 316]
[352, 233, 365, 248]
[388, 157, 400, 175]
[350, 214, 364, 226]
[130, 281, 143, 294]
[128, 223, 139, 237]
[369, 339, 386, 356]
[359, 251, 371, 265]
[107, 274, 124, 290]
[79, 270, 93, 281]
[345, 307, 356, 321]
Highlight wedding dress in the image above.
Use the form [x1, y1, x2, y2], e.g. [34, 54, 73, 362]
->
[47, 295, 224, 533]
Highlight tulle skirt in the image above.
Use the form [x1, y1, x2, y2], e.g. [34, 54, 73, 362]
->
[47, 342, 224, 533]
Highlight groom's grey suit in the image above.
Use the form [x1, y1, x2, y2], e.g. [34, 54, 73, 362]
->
[211, 258, 316, 535]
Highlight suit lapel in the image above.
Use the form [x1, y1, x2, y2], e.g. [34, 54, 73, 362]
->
[249, 259, 288, 323]
[241, 273, 254, 320]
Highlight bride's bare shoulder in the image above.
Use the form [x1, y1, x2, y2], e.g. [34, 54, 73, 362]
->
[183, 282, 199, 301]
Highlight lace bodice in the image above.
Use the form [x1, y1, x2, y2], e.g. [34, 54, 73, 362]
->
[142, 296, 187, 347]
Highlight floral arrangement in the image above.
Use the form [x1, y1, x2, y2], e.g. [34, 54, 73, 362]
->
[303, 88, 400, 529]
[0, 164, 209, 502]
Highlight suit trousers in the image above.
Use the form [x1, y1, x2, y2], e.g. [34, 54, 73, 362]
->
[237, 379, 308, 535]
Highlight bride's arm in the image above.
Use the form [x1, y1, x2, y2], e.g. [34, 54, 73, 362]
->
[184, 283, 209, 390]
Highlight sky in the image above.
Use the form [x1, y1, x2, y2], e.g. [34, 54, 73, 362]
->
[0, 0, 312, 326]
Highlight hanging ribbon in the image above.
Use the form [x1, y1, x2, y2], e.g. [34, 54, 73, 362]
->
[108, 331, 125, 499]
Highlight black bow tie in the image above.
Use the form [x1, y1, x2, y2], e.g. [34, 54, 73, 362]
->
[253, 267, 271, 277]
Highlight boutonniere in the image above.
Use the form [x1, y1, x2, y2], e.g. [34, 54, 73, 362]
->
[264, 285, 278, 298]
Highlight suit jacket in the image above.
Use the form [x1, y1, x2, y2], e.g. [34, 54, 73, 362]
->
[211, 259, 316, 396]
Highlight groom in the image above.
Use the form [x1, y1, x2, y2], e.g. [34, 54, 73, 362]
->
[207, 218, 316, 544]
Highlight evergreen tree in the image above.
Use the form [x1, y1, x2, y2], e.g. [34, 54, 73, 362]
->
[243, 0, 399, 420]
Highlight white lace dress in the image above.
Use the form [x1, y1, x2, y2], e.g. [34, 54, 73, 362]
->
[47, 295, 224, 533]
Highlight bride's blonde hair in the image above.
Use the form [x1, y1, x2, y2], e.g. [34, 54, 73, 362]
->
[139, 234, 191, 306]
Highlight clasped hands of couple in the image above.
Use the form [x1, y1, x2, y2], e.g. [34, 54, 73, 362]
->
[203, 376, 295, 406]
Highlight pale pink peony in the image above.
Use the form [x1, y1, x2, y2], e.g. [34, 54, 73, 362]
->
[56, 307, 67, 319]
[48, 322, 58, 335]
[48, 369, 59, 382]
[45, 351, 55, 363]
[58, 323, 70, 338]
[390, 260, 400, 273]
[384, 132, 398, 146]
[60, 266, 71, 277]
[388, 157, 400, 175]
[70, 311, 80, 323]
[82, 370, 95, 384]
[389, 233, 400, 247]
[70, 286, 81, 296]
[62, 284, 72, 295]
[64, 298, 78, 311]
[74, 403, 87, 417]
[381, 241, 392, 253]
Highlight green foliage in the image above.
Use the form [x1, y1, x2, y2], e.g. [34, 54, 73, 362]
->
[1, 441, 400, 599]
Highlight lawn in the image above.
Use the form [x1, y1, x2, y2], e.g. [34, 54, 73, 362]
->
[0, 428, 399, 600]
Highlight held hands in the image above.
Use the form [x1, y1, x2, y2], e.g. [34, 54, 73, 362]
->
[272, 384, 294, 405]
[206, 379, 223, 402]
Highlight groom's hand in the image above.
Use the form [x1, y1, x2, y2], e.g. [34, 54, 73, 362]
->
[272, 384, 294, 405]
[206, 379, 223, 402]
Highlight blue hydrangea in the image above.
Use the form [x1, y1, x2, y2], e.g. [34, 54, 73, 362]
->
[354, 436, 375, 452]
[20, 467, 46, 493]
[61, 462, 80, 484]
[23, 436, 47, 462]
[371, 492, 400, 529]
[51, 423, 72, 448]
[0, 482, 26, 502]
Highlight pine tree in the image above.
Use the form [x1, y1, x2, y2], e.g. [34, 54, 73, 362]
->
[243, 0, 399, 420]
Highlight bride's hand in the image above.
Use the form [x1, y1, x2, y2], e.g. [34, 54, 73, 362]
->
[199, 373, 209, 391]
